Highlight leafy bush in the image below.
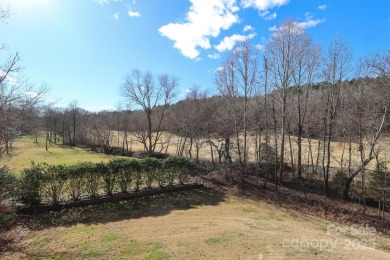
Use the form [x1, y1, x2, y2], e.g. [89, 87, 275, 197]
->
[98, 162, 115, 196]
[142, 158, 162, 188]
[41, 164, 68, 205]
[82, 162, 101, 198]
[332, 170, 348, 197]
[109, 159, 130, 193]
[0, 166, 17, 201]
[368, 162, 390, 203]
[19, 162, 44, 205]
[14, 156, 195, 206]
[0, 167, 17, 227]
[136, 152, 169, 159]
[129, 159, 142, 191]
[67, 164, 86, 201]
[164, 156, 194, 185]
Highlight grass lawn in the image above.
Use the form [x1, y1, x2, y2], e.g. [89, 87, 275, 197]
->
[1, 135, 120, 172]
[3, 189, 390, 259]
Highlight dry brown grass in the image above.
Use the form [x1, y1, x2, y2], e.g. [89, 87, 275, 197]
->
[3, 189, 390, 259]
[114, 131, 390, 171]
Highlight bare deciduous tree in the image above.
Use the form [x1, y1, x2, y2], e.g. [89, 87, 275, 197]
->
[216, 41, 258, 172]
[321, 37, 353, 195]
[265, 19, 316, 183]
[121, 69, 177, 155]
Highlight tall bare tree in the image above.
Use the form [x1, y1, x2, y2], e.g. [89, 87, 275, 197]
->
[321, 37, 353, 195]
[216, 41, 258, 171]
[265, 19, 316, 183]
[216, 55, 242, 164]
[342, 51, 389, 199]
[290, 32, 321, 178]
[0, 5, 47, 156]
[121, 69, 177, 155]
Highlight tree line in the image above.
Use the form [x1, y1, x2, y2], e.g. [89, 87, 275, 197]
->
[1, 19, 389, 204]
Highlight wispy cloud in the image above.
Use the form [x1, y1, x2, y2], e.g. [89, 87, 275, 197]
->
[88, 104, 116, 111]
[241, 0, 289, 11]
[0, 70, 18, 86]
[25, 91, 39, 98]
[215, 32, 256, 52]
[93, 0, 109, 5]
[255, 43, 265, 52]
[208, 53, 221, 59]
[297, 18, 325, 29]
[128, 10, 141, 17]
[259, 10, 277, 20]
[269, 15, 325, 32]
[318, 4, 327, 11]
[125, 3, 141, 18]
[93, 0, 123, 5]
[159, 0, 240, 59]
[114, 12, 120, 20]
[268, 25, 277, 32]
[243, 25, 254, 32]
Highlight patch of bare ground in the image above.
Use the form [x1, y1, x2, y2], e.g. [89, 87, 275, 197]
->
[203, 171, 390, 236]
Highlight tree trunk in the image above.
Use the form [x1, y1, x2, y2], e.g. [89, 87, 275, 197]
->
[342, 159, 372, 200]
[288, 134, 294, 178]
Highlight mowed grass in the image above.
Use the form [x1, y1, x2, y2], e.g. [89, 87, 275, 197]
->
[4, 189, 390, 259]
[1, 135, 119, 172]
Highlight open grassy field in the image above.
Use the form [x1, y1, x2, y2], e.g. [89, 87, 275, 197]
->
[1, 135, 119, 172]
[1, 135, 390, 259]
[114, 131, 390, 171]
[3, 189, 390, 259]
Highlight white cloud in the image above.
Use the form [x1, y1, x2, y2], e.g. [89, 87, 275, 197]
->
[318, 4, 327, 11]
[305, 12, 313, 19]
[216, 66, 224, 72]
[241, 0, 289, 11]
[268, 25, 277, 31]
[93, 0, 109, 5]
[25, 91, 38, 98]
[243, 25, 254, 32]
[208, 53, 221, 59]
[114, 12, 120, 19]
[0, 70, 18, 86]
[255, 43, 265, 52]
[159, 0, 240, 59]
[215, 32, 256, 52]
[259, 10, 277, 20]
[269, 16, 325, 32]
[128, 10, 141, 17]
[268, 21, 303, 35]
[297, 18, 325, 29]
[93, 0, 123, 5]
[88, 104, 116, 111]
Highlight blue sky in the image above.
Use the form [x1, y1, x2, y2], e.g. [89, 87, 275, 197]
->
[1, 0, 389, 111]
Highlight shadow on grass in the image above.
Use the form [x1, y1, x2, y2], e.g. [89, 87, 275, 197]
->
[56, 144, 80, 153]
[18, 188, 225, 231]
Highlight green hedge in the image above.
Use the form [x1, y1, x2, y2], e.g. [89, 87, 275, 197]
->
[0, 166, 17, 227]
[17, 156, 195, 206]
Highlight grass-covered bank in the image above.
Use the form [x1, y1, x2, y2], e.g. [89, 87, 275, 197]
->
[1, 135, 118, 173]
[3, 188, 390, 259]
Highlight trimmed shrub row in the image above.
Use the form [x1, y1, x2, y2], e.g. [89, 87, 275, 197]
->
[18, 156, 195, 206]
